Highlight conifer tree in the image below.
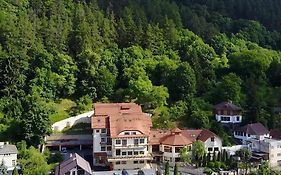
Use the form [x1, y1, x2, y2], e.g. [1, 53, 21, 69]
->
[165, 161, 170, 175]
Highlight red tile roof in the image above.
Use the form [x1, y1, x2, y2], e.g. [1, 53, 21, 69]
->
[160, 131, 192, 146]
[92, 103, 152, 138]
[149, 128, 219, 146]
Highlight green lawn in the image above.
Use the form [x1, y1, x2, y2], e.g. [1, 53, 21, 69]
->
[49, 99, 76, 124]
[61, 123, 92, 135]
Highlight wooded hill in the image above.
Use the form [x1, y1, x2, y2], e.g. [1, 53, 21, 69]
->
[0, 0, 281, 147]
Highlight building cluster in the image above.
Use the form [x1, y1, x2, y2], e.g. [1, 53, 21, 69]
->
[45, 101, 281, 174]
[215, 102, 281, 168]
[91, 103, 222, 170]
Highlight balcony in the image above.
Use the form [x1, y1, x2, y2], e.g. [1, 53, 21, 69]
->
[113, 144, 147, 149]
[107, 154, 153, 162]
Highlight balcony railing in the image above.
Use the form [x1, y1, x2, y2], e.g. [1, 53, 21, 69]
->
[107, 154, 153, 161]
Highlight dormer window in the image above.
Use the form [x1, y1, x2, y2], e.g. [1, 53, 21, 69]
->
[124, 132, 130, 135]
[211, 137, 215, 142]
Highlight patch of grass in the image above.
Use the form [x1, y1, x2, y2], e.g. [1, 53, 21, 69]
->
[49, 99, 76, 124]
[61, 123, 92, 135]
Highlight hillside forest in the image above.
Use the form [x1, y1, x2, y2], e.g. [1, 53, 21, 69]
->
[1, 0, 281, 149]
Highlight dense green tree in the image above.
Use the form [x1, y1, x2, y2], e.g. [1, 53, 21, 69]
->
[165, 161, 170, 175]
[236, 148, 252, 174]
[174, 163, 179, 175]
[179, 146, 191, 163]
[12, 168, 19, 175]
[209, 73, 243, 104]
[18, 145, 50, 175]
[169, 62, 196, 101]
[21, 95, 52, 146]
[192, 140, 206, 167]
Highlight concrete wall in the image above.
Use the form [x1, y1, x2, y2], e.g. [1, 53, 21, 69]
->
[223, 145, 246, 155]
[52, 111, 94, 131]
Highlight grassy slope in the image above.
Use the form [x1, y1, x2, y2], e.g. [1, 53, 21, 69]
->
[49, 99, 76, 124]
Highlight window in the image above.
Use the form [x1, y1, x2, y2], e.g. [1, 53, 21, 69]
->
[214, 147, 219, 151]
[208, 147, 213, 152]
[124, 132, 130, 135]
[134, 151, 139, 155]
[277, 153, 281, 157]
[122, 152, 127, 156]
[116, 149, 121, 156]
[140, 138, 145, 144]
[121, 161, 127, 164]
[140, 151, 144, 155]
[175, 147, 182, 153]
[122, 139, 127, 146]
[116, 161, 121, 165]
[107, 146, 112, 151]
[101, 137, 106, 142]
[95, 129, 100, 133]
[134, 139, 139, 145]
[134, 160, 138, 164]
[211, 137, 215, 142]
[116, 140, 121, 144]
[139, 160, 144, 164]
[101, 146, 106, 151]
[164, 146, 172, 153]
[221, 117, 230, 121]
[12, 160, 16, 166]
[236, 116, 240, 121]
[132, 132, 137, 135]
[101, 128, 107, 133]
[128, 151, 133, 155]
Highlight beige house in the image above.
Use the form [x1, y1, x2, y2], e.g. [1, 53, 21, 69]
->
[149, 128, 222, 164]
[91, 103, 152, 170]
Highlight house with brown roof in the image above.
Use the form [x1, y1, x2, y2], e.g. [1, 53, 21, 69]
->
[234, 123, 270, 143]
[55, 153, 92, 175]
[214, 101, 242, 124]
[91, 103, 152, 170]
[149, 128, 222, 164]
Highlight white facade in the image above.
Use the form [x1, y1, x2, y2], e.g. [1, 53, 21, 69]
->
[160, 145, 189, 165]
[93, 129, 152, 170]
[0, 143, 17, 171]
[109, 131, 151, 170]
[215, 114, 242, 124]
[250, 139, 281, 167]
[204, 136, 222, 153]
[234, 131, 270, 144]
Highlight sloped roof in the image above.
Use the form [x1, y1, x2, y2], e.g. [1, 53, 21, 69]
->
[55, 153, 92, 175]
[214, 102, 241, 111]
[235, 123, 269, 135]
[160, 132, 192, 146]
[0, 144, 18, 155]
[197, 129, 217, 142]
[149, 128, 220, 146]
[92, 103, 152, 138]
[270, 129, 281, 140]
